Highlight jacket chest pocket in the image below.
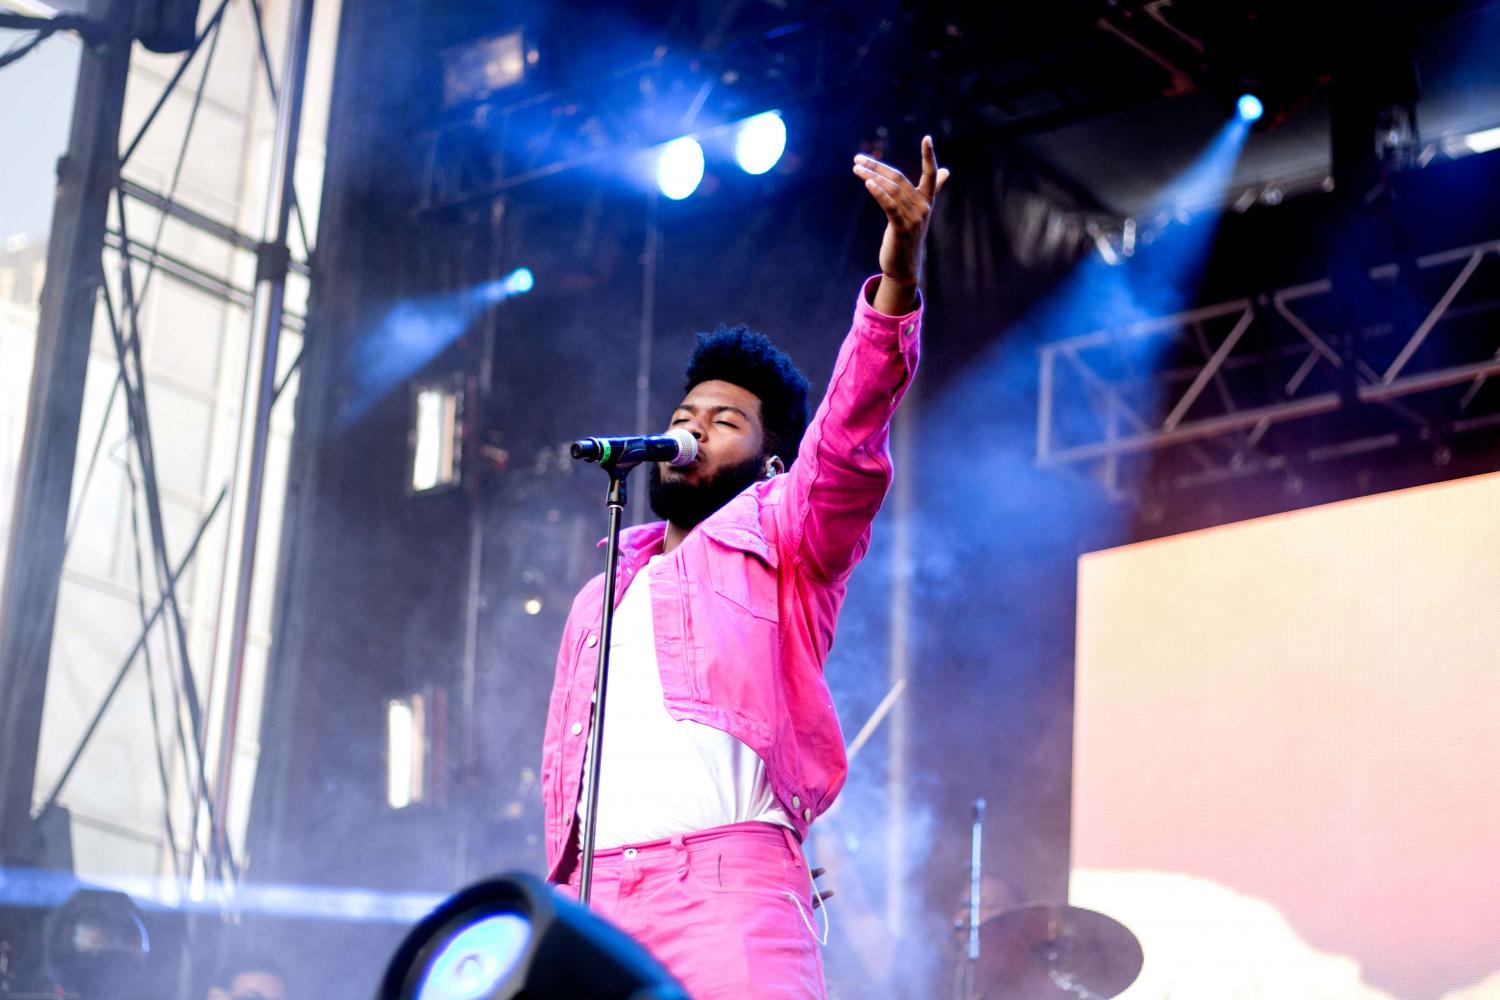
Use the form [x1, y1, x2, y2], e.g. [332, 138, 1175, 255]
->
[701, 524, 780, 622]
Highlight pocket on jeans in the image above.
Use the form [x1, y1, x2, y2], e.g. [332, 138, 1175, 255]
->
[687, 845, 800, 899]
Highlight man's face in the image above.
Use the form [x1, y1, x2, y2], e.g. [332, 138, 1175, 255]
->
[649, 379, 768, 527]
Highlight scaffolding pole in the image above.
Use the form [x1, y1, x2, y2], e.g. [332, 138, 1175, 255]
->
[0, 0, 133, 865]
[208, 0, 317, 880]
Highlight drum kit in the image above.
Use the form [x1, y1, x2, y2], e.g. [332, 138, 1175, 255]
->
[958, 903, 1144, 1000]
[952, 800, 1143, 1000]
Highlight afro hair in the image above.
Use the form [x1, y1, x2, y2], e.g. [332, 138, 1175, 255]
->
[684, 324, 810, 464]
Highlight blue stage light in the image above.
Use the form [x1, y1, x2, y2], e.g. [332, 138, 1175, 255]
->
[734, 111, 787, 175]
[656, 136, 705, 200]
[346, 266, 536, 423]
[474, 268, 535, 305]
[416, 914, 532, 1000]
[1237, 94, 1264, 123]
[378, 873, 689, 1000]
[505, 267, 534, 295]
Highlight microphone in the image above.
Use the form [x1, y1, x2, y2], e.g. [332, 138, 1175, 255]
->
[570, 428, 698, 467]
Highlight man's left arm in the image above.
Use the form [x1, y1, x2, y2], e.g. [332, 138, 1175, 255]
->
[777, 137, 949, 582]
[858, 135, 950, 319]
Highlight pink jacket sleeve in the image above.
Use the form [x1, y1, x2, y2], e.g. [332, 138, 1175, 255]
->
[776, 275, 922, 582]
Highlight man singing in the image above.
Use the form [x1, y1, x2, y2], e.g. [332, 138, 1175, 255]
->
[541, 136, 949, 998]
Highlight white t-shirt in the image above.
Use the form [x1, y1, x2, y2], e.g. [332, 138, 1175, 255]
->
[577, 553, 794, 848]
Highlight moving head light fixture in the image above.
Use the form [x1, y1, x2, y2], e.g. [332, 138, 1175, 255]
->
[442, 29, 537, 109]
[656, 111, 789, 200]
[410, 374, 465, 494]
[2, 866, 187, 999]
[376, 872, 688, 1000]
[43, 889, 152, 999]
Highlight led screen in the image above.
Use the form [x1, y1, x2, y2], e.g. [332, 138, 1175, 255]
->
[1072, 472, 1500, 1000]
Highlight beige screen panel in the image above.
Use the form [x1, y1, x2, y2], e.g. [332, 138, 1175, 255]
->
[1072, 472, 1500, 1000]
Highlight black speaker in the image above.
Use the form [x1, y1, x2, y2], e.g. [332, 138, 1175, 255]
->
[134, 0, 203, 54]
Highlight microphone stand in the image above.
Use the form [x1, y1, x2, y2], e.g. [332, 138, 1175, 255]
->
[969, 798, 985, 958]
[958, 797, 985, 1000]
[577, 458, 636, 905]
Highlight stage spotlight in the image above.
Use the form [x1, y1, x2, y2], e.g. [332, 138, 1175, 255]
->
[478, 268, 535, 304]
[734, 111, 787, 175]
[43, 889, 150, 999]
[442, 29, 532, 107]
[1463, 125, 1500, 154]
[410, 376, 463, 494]
[419, 914, 531, 999]
[387, 692, 430, 809]
[656, 137, 705, 200]
[504, 267, 534, 295]
[378, 873, 688, 1000]
[1236, 94, 1264, 123]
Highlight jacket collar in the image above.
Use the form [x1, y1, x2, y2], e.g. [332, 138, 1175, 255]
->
[597, 519, 668, 568]
[595, 480, 770, 564]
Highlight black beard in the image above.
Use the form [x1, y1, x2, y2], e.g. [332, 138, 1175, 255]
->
[649, 454, 764, 529]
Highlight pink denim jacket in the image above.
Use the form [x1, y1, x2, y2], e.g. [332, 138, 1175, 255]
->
[541, 276, 922, 881]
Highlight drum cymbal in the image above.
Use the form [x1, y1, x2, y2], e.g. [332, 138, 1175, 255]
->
[973, 903, 1142, 1000]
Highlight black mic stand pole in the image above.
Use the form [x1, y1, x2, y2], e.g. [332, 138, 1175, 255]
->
[577, 459, 635, 905]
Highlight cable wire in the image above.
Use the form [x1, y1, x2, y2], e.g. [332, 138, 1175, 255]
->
[0, 12, 105, 69]
[0, 30, 48, 70]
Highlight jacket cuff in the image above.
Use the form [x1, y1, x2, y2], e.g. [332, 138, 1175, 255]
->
[856, 274, 923, 353]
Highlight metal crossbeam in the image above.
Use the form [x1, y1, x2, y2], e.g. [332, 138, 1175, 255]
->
[1, 0, 316, 891]
[1036, 237, 1500, 481]
[413, 8, 895, 213]
[1162, 306, 1255, 431]
[119, 177, 312, 277]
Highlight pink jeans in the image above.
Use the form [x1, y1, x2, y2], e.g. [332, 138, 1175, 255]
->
[562, 821, 826, 999]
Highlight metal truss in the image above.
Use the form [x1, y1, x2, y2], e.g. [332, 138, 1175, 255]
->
[0, 0, 315, 898]
[1036, 236, 1500, 494]
[414, 3, 900, 213]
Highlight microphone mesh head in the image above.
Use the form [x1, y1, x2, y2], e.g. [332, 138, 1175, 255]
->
[666, 428, 698, 466]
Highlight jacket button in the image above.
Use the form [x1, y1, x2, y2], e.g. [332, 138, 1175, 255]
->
[803, 807, 812, 822]
[570, 722, 583, 736]
[586, 634, 598, 648]
[791, 795, 801, 809]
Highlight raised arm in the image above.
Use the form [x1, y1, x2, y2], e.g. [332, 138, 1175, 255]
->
[776, 137, 949, 582]
[859, 135, 950, 316]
